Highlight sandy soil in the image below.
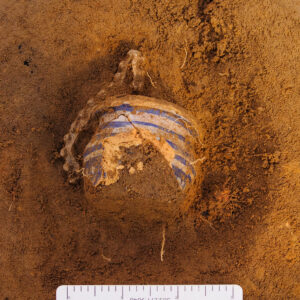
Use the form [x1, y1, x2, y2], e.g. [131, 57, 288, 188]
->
[0, 0, 299, 299]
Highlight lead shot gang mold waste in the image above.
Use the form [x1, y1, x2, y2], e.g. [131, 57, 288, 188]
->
[60, 50, 203, 217]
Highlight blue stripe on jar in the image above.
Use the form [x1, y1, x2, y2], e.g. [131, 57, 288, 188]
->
[95, 103, 134, 115]
[83, 154, 103, 186]
[104, 120, 186, 142]
[136, 108, 197, 137]
[83, 143, 103, 158]
[110, 104, 197, 137]
[166, 139, 192, 159]
[112, 103, 134, 112]
[103, 121, 130, 128]
[92, 168, 102, 186]
[112, 104, 191, 126]
[174, 154, 196, 176]
[172, 164, 192, 182]
[84, 155, 102, 171]
[172, 164, 192, 190]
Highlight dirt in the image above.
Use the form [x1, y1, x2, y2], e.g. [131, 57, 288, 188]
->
[0, 0, 299, 299]
[84, 143, 185, 223]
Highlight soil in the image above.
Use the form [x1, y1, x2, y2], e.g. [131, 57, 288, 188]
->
[0, 0, 299, 299]
[84, 143, 185, 223]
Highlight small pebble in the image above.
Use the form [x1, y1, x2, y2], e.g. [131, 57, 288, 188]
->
[129, 167, 136, 174]
[137, 161, 144, 171]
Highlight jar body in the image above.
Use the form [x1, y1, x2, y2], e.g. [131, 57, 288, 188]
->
[83, 95, 202, 223]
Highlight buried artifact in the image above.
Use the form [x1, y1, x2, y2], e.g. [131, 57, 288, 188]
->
[60, 50, 203, 221]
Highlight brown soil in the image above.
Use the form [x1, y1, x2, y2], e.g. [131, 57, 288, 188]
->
[84, 143, 185, 223]
[0, 0, 299, 299]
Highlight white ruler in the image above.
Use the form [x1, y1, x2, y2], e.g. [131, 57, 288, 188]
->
[56, 285, 243, 300]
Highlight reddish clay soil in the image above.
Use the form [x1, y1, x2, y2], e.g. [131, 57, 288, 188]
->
[0, 0, 299, 299]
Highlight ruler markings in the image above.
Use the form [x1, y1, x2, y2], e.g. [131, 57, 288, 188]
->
[57, 284, 243, 299]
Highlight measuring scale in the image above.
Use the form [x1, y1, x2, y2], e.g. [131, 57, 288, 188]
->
[57, 285, 243, 299]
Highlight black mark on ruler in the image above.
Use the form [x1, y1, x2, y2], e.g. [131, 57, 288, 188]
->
[232, 286, 234, 299]
[121, 286, 124, 299]
[176, 286, 179, 299]
[149, 286, 151, 296]
[66, 286, 69, 299]
[94, 286, 96, 296]
[205, 286, 207, 296]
